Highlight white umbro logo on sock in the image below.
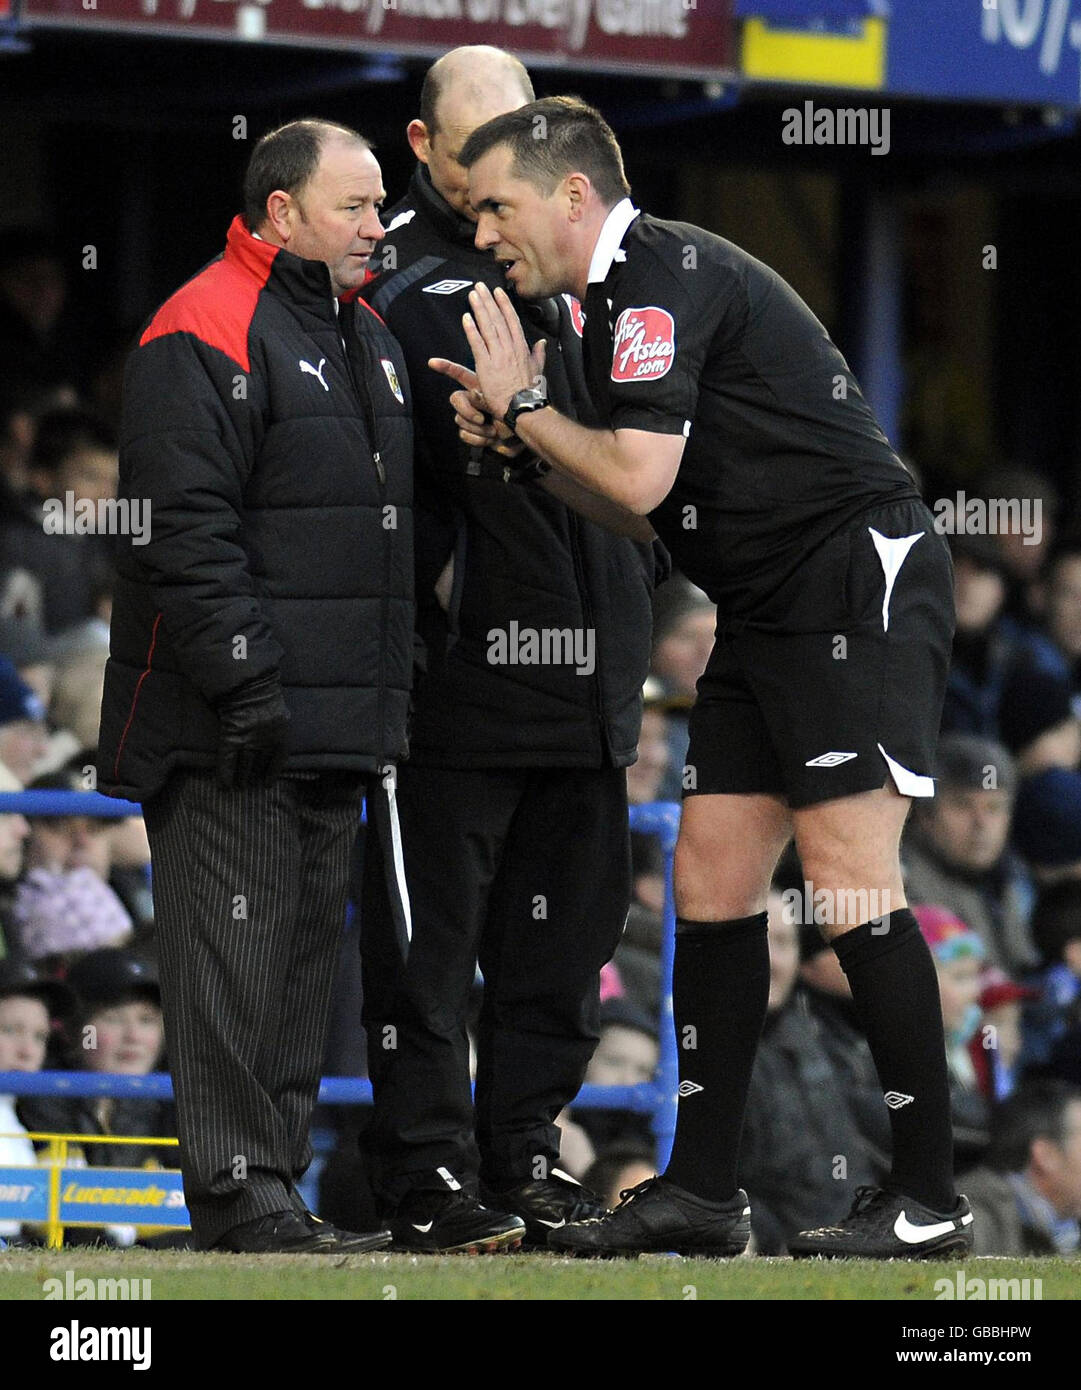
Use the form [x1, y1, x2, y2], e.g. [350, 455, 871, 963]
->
[884, 1091, 915, 1109]
[678, 1081, 704, 1097]
[437, 1166, 462, 1190]
[805, 751, 858, 767]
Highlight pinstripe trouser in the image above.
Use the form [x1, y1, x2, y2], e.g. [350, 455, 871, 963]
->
[143, 767, 373, 1249]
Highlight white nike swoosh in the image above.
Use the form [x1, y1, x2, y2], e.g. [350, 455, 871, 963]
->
[411, 1221, 434, 1234]
[894, 1210, 969, 1244]
[536, 1217, 566, 1229]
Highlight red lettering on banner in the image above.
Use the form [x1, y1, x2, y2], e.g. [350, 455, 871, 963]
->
[610, 306, 675, 382]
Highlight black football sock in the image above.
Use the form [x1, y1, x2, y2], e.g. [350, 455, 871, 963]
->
[663, 913, 770, 1203]
[832, 908, 956, 1212]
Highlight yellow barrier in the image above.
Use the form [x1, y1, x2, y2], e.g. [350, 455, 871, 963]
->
[21, 1132, 182, 1249]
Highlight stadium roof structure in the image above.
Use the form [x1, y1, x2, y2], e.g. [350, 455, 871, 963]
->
[9, 0, 1081, 112]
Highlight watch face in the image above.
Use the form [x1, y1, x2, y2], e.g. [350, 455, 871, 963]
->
[506, 388, 547, 427]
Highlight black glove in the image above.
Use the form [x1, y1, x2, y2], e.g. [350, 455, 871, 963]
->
[215, 673, 290, 789]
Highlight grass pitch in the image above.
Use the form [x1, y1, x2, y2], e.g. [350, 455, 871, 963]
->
[0, 1248, 1070, 1300]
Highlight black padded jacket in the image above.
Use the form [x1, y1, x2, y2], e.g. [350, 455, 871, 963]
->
[97, 217, 413, 800]
[362, 166, 664, 769]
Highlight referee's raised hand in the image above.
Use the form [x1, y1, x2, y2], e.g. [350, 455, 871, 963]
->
[430, 283, 544, 425]
[430, 330, 544, 458]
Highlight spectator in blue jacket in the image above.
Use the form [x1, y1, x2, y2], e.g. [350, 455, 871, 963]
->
[1043, 537, 1081, 703]
[1019, 880, 1081, 1071]
[943, 533, 1069, 739]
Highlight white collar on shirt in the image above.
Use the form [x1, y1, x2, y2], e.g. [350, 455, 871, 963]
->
[587, 197, 641, 286]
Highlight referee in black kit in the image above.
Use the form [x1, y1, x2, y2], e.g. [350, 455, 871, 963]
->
[359, 52, 664, 1252]
[433, 96, 974, 1258]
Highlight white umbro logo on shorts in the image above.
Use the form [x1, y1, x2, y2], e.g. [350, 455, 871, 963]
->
[884, 1091, 915, 1109]
[805, 751, 858, 767]
[423, 278, 473, 295]
[678, 1081, 704, 1097]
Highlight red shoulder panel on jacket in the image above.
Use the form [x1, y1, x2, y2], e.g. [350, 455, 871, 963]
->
[342, 280, 387, 327]
[139, 217, 278, 372]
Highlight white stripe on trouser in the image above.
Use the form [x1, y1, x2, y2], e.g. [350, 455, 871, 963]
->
[386, 777, 413, 944]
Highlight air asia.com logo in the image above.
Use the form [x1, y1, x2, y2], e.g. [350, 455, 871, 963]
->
[487, 622, 596, 677]
[42, 493, 150, 546]
[611, 307, 675, 383]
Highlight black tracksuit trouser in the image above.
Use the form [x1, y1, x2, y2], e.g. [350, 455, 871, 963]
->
[360, 763, 631, 1211]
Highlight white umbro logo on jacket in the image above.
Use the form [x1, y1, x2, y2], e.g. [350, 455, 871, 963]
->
[299, 358, 329, 391]
[422, 278, 473, 296]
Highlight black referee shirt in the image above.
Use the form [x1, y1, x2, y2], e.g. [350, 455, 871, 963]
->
[584, 200, 921, 621]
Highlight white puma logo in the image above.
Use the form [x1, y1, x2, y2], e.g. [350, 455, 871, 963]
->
[299, 358, 329, 391]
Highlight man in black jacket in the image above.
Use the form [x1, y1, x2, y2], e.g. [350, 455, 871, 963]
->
[359, 48, 662, 1252]
[96, 120, 413, 1254]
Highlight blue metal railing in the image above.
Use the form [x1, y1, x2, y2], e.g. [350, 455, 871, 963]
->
[0, 791, 681, 1159]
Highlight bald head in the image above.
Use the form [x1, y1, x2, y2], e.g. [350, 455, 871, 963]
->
[410, 46, 534, 218]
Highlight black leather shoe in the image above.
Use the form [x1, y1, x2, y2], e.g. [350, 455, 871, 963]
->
[389, 1189, 525, 1254]
[481, 1169, 608, 1248]
[548, 1176, 751, 1258]
[212, 1210, 340, 1254]
[789, 1186, 974, 1260]
[300, 1209, 392, 1254]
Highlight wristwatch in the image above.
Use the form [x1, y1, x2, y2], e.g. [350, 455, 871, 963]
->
[503, 386, 550, 433]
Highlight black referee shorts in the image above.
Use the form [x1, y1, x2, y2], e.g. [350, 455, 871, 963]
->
[685, 498, 954, 809]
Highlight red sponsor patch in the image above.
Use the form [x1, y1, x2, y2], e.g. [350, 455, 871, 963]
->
[564, 294, 585, 338]
[610, 306, 675, 383]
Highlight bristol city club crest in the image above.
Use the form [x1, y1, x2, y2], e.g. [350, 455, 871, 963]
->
[563, 294, 586, 338]
[380, 356, 405, 404]
[610, 306, 676, 383]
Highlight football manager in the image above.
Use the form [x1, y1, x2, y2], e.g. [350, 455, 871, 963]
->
[434, 96, 973, 1258]
[96, 118, 413, 1254]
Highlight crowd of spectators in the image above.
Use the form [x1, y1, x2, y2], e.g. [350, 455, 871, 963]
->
[1, 226, 1080, 1256]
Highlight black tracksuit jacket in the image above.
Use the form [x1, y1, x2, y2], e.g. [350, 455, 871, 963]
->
[362, 167, 664, 769]
[97, 217, 414, 801]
